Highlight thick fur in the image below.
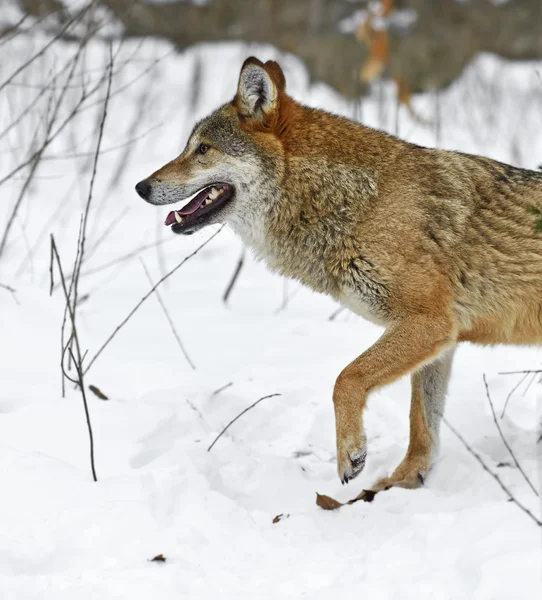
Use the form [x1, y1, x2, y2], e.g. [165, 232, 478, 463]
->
[138, 57, 542, 493]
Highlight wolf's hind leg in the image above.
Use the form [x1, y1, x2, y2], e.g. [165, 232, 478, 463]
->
[369, 348, 455, 493]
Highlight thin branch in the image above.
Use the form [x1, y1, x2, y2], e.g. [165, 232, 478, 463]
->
[72, 42, 114, 321]
[500, 372, 530, 419]
[0, 6, 74, 50]
[0, 61, 65, 142]
[0, 40, 165, 195]
[74, 47, 176, 116]
[60, 217, 84, 396]
[207, 393, 281, 452]
[223, 249, 245, 304]
[84, 226, 224, 374]
[50, 235, 97, 482]
[0, 51, 111, 190]
[0, 41, 85, 257]
[0, 13, 29, 48]
[53, 235, 175, 290]
[499, 370, 542, 375]
[0, 282, 16, 293]
[521, 371, 539, 400]
[140, 259, 195, 370]
[211, 381, 233, 398]
[443, 417, 541, 526]
[328, 306, 345, 321]
[274, 283, 302, 315]
[483, 374, 538, 497]
[69, 348, 97, 482]
[51, 236, 177, 291]
[0, 3, 94, 96]
[84, 206, 128, 263]
[40, 122, 162, 161]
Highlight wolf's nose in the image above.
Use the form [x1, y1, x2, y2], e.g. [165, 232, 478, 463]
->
[135, 180, 151, 199]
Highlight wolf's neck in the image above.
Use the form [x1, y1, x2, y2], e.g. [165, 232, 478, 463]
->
[235, 156, 378, 294]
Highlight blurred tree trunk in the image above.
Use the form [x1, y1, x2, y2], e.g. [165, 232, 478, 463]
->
[12, 0, 542, 97]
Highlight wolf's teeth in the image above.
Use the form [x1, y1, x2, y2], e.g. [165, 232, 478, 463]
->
[175, 212, 183, 223]
[204, 198, 212, 206]
[209, 187, 220, 200]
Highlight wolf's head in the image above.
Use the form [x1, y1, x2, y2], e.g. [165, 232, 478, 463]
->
[135, 57, 288, 238]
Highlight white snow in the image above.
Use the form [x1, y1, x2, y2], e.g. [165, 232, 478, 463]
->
[0, 37, 541, 599]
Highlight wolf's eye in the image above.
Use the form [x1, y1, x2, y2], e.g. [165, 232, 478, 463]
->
[196, 143, 210, 155]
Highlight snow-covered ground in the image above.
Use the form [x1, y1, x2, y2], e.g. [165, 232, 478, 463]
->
[0, 35, 541, 599]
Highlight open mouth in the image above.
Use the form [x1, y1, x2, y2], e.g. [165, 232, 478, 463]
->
[165, 183, 234, 233]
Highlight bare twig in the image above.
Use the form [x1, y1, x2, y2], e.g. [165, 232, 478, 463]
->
[60, 217, 84, 396]
[0, 13, 29, 48]
[207, 393, 281, 452]
[0, 30, 105, 257]
[499, 370, 542, 375]
[443, 417, 541, 526]
[140, 259, 195, 370]
[84, 207, 128, 264]
[0, 58, 70, 142]
[41, 122, 162, 161]
[54, 236, 176, 289]
[76, 48, 176, 116]
[0, 3, 94, 96]
[211, 382, 233, 398]
[0, 282, 16, 293]
[50, 235, 97, 482]
[483, 375, 538, 496]
[0, 51, 112, 190]
[223, 249, 245, 305]
[0, 44, 85, 257]
[84, 226, 224, 374]
[0, 281, 18, 304]
[500, 372, 530, 419]
[72, 43, 114, 322]
[328, 306, 345, 321]
[274, 282, 302, 315]
[521, 371, 539, 400]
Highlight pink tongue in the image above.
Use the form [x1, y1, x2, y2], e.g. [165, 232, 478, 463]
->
[164, 190, 208, 226]
[164, 211, 177, 226]
[178, 194, 207, 215]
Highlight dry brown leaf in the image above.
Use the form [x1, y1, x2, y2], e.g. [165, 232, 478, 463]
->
[316, 489, 379, 510]
[272, 513, 290, 524]
[149, 554, 166, 562]
[89, 385, 109, 400]
[315, 493, 344, 511]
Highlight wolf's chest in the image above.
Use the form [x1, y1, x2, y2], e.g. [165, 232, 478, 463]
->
[337, 287, 389, 327]
[262, 237, 390, 326]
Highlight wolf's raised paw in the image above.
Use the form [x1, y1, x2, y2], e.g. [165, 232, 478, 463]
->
[339, 447, 367, 485]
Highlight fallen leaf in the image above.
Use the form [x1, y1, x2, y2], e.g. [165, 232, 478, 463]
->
[89, 385, 109, 400]
[316, 489, 379, 510]
[149, 554, 166, 562]
[315, 493, 344, 511]
[272, 513, 290, 524]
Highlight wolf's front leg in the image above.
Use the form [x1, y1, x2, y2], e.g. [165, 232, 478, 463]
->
[333, 315, 455, 484]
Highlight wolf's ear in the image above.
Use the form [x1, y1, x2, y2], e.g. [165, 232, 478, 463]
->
[236, 57, 285, 120]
